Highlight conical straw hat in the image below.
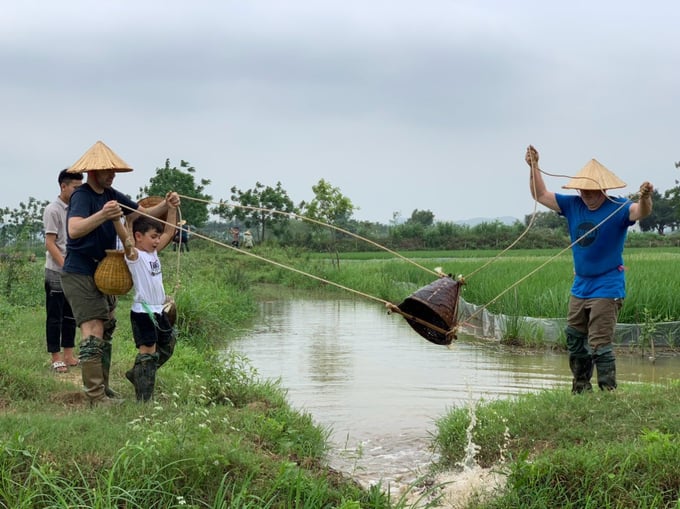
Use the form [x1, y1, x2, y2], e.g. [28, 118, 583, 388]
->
[66, 140, 133, 173]
[562, 159, 626, 190]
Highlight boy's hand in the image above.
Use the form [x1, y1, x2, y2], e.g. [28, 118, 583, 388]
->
[166, 192, 180, 208]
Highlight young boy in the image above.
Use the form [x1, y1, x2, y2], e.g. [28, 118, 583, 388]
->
[114, 196, 178, 401]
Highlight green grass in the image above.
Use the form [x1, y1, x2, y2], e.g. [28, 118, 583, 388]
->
[3, 245, 680, 508]
[432, 383, 680, 508]
[0, 250, 398, 509]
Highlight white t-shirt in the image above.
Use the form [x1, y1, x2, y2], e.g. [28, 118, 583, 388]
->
[125, 249, 166, 313]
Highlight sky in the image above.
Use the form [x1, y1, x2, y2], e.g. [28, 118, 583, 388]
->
[2, 1, 678, 224]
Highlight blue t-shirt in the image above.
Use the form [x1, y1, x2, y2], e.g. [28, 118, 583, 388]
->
[556, 194, 634, 299]
[63, 184, 138, 276]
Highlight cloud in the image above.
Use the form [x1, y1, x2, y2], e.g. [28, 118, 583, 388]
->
[1, 1, 679, 223]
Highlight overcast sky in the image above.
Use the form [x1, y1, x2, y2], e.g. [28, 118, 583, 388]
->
[2, 1, 678, 224]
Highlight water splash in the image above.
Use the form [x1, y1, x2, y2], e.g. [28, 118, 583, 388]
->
[458, 395, 481, 471]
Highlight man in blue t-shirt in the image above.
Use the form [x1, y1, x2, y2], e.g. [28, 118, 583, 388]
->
[525, 145, 653, 392]
[61, 141, 180, 406]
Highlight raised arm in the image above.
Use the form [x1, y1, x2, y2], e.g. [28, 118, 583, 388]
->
[629, 182, 653, 222]
[526, 145, 560, 213]
[157, 192, 179, 252]
[112, 217, 137, 260]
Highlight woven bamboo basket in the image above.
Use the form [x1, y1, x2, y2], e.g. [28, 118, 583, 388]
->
[397, 277, 462, 345]
[94, 249, 133, 295]
[137, 196, 167, 222]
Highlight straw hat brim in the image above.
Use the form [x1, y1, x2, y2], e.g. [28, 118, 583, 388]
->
[562, 158, 626, 190]
[66, 140, 133, 173]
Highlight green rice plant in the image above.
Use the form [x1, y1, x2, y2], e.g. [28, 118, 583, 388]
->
[500, 315, 545, 347]
[631, 307, 663, 357]
[328, 248, 680, 323]
[497, 289, 547, 347]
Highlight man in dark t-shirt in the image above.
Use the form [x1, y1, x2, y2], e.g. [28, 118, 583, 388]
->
[61, 140, 180, 406]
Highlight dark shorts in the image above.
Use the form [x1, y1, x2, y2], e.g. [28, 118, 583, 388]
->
[130, 310, 174, 349]
[61, 272, 117, 326]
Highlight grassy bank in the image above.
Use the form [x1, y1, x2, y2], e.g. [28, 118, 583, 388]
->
[0, 248, 399, 508]
[432, 383, 680, 508]
[2, 245, 679, 508]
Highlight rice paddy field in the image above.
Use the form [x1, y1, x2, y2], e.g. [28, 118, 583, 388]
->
[316, 247, 680, 324]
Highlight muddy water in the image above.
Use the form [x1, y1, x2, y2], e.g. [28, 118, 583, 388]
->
[227, 292, 679, 489]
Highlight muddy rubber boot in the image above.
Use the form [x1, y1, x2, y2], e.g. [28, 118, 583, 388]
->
[100, 340, 120, 398]
[565, 327, 593, 394]
[569, 356, 594, 394]
[594, 348, 617, 391]
[101, 319, 119, 398]
[130, 353, 159, 402]
[79, 336, 107, 405]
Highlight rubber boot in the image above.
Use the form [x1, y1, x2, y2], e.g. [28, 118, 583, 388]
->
[594, 347, 617, 391]
[569, 356, 594, 393]
[128, 353, 159, 402]
[566, 327, 593, 394]
[102, 319, 119, 398]
[79, 336, 107, 404]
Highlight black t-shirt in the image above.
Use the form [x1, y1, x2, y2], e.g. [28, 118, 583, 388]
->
[63, 183, 138, 276]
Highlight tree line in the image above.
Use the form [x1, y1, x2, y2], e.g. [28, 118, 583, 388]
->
[2, 159, 679, 254]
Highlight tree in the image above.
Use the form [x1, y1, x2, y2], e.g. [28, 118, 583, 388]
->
[0, 197, 49, 249]
[406, 209, 434, 227]
[302, 179, 356, 227]
[524, 211, 568, 235]
[220, 182, 297, 241]
[301, 179, 356, 265]
[138, 159, 212, 228]
[389, 211, 403, 226]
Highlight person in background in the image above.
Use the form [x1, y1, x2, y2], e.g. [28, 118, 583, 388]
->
[525, 145, 653, 393]
[182, 223, 190, 251]
[113, 196, 178, 402]
[172, 229, 180, 251]
[60, 141, 179, 406]
[173, 220, 190, 252]
[243, 229, 253, 249]
[230, 226, 240, 247]
[43, 169, 83, 373]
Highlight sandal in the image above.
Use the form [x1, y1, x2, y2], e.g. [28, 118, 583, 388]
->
[65, 359, 80, 367]
[51, 361, 68, 373]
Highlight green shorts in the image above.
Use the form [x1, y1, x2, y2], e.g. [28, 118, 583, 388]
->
[61, 272, 117, 326]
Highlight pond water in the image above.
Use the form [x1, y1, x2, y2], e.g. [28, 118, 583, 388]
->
[227, 291, 679, 489]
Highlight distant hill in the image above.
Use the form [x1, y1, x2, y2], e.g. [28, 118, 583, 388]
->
[454, 216, 520, 227]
